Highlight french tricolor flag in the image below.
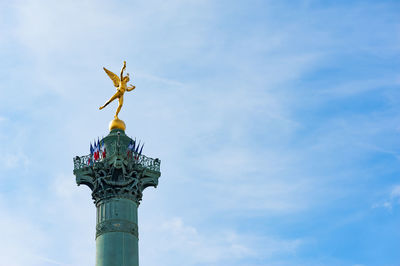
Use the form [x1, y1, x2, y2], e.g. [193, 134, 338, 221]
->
[96, 139, 100, 160]
[127, 140, 135, 157]
[93, 140, 98, 161]
[101, 139, 106, 159]
[89, 142, 94, 165]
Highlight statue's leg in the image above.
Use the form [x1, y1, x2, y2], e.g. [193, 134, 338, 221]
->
[115, 95, 124, 118]
[99, 93, 119, 110]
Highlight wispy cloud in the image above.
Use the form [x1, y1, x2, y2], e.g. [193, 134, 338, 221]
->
[0, 152, 30, 169]
[373, 185, 400, 210]
[140, 216, 304, 266]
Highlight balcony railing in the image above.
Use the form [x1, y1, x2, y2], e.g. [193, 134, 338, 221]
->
[73, 153, 161, 172]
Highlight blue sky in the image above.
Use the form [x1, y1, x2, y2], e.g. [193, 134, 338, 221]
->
[0, 0, 399, 265]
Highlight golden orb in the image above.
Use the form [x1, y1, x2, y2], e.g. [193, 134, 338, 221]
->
[109, 118, 126, 131]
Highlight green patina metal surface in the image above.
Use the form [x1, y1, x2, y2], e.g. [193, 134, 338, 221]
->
[73, 129, 161, 266]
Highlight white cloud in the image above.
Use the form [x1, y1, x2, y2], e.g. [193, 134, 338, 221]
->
[372, 185, 400, 210]
[0, 198, 48, 266]
[14, 0, 125, 54]
[391, 185, 400, 197]
[317, 77, 399, 98]
[0, 153, 30, 170]
[140, 216, 303, 266]
[390, 185, 400, 207]
[0, 173, 95, 266]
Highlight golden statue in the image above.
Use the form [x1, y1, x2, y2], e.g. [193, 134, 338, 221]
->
[100, 61, 136, 119]
[99, 61, 136, 131]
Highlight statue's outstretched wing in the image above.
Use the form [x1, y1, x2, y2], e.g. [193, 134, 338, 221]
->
[103, 67, 120, 87]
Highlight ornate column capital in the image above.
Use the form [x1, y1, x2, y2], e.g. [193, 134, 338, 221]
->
[73, 130, 161, 204]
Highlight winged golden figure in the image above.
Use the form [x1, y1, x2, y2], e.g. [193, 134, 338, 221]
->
[99, 61, 136, 119]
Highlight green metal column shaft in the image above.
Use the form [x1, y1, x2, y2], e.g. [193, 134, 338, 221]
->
[96, 198, 139, 266]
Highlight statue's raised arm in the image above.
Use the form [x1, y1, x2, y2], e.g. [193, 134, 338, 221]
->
[120, 61, 126, 81]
